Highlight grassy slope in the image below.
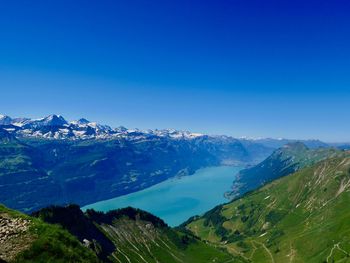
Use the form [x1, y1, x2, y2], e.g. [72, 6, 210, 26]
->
[0, 205, 98, 263]
[34, 205, 238, 263]
[228, 143, 340, 199]
[100, 217, 236, 263]
[186, 154, 350, 263]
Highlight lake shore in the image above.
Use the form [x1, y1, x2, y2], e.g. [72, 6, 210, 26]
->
[83, 166, 243, 226]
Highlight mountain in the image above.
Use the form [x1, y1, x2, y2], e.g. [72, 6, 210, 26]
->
[0, 204, 98, 262]
[0, 135, 254, 213]
[0, 114, 329, 149]
[0, 114, 277, 213]
[0, 114, 211, 140]
[227, 142, 340, 199]
[243, 137, 329, 149]
[329, 142, 350, 151]
[0, 203, 237, 262]
[0, 114, 116, 140]
[0, 115, 12, 125]
[184, 151, 350, 262]
[25, 114, 68, 128]
[0, 128, 17, 144]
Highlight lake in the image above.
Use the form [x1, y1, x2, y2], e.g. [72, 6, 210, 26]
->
[83, 166, 243, 226]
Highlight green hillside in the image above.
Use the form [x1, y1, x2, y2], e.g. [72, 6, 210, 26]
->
[227, 142, 340, 199]
[186, 153, 350, 262]
[97, 214, 233, 263]
[1, 203, 237, 262]
[0, 204, 98, 262]
[32, 205, 238, 263]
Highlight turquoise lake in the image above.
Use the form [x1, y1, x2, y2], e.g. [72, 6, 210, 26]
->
[83, 166, 243, 226]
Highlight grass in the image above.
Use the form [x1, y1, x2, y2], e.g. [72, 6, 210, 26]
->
[0, 205, 99, 263]
[100, 215, 236, 263]
[186, 155, 350, 263]
[8, 204, 238, 262]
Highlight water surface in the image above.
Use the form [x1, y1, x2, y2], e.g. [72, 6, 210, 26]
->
[83, 166, 243, 226]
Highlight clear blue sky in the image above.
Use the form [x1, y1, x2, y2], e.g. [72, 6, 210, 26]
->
[1, 0, 350, 142]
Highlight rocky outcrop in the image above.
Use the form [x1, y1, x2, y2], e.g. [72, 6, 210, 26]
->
[0, 214, 32, 262]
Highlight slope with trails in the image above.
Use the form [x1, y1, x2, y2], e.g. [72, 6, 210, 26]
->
[0, 203, 241, 262]
[186, 149, 350, 262]
[33, 205, 240, 263]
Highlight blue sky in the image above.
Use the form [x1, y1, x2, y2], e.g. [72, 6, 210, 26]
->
[1, 0, 350, 142]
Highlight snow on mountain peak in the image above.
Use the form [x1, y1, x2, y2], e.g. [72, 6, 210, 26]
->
[0, 114, 12, 125]
[71, 118, 90, 126]
[77, 118, 90, 125]
[0, 114, 206, 141]
[43, 114, 68, 125]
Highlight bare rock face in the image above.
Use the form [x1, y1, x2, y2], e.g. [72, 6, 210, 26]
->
[0, 214, 33, 262]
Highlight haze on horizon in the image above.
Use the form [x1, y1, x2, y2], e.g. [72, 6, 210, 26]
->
[1, 0, 350, 142]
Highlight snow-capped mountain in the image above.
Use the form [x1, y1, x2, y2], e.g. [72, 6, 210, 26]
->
[1, 114, 275, 213]
[0, 114, 12, 125]
[0, 114, 330, 151]
[0, 114, 205, 140]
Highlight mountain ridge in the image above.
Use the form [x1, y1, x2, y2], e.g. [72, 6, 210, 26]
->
[226, 142, 341, 199]
[0, 122, 270, 213]
[0, 203, 238, 262]
[0, 114, 332, 147]
[185, 150, 350, 262]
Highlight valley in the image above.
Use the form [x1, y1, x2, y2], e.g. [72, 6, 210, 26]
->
[2, 1, 349, 261]
[0, 114, 274, 213]
[1, 114, 350, 262]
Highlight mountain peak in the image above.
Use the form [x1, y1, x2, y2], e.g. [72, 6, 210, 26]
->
[283, 141, 309, 151]
[41, 114, 68, 126]
[77, 118, 90, 125]
[71, 118, 91, 125]
[0, 114, 12, 125]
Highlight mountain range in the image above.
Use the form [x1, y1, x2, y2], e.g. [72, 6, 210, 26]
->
[0, 114, 275, 213]
[0, 114, 222, 140]
[2, 141, 349, 262]
[2, 113, 350, 262]
[0, 114, 333, 148]
[1, 114, 338, 214]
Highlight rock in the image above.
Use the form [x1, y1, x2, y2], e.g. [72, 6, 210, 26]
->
[83, 239, 91, 248]
[0, 215, 31, 244]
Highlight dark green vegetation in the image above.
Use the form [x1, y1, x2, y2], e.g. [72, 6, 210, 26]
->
[227, 142, 340, 198]
[32, 205, 116, 262]
[0, 127, 273, 213]
[0, 204, 237, 263]
[185, 147, 350, 262]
